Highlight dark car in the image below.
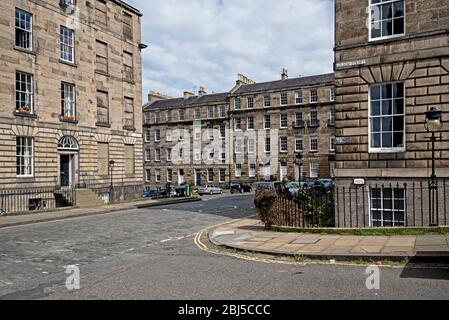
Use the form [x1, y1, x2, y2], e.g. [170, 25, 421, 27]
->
[230, 183, 253, 194]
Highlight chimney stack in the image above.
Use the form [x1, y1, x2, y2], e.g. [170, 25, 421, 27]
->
[198, 86, 207, 96]
[236, 74, 256, 86]
[148, 91, 172, 104]
[184, 91, 195, 99]
[281, 68, 289, 80]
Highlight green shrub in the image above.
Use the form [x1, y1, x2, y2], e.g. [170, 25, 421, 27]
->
[254, 190, 278, 228]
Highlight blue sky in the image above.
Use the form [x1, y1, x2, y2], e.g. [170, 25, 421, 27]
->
[126, 0, 335, 100]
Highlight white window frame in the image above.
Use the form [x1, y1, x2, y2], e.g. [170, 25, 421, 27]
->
[167, 169, 173, 182]
[369, 187, 407, 227]
[145, 149, 151, 162]
[310, 136, 318, 152]
[219, 105, 226, 118]
[220, 124, 226, 139]
[235, 139, 243, 154]
[145, 169, 151, 182]
[155, 169, 161, 183]
[154, 129, 161, 142]
[330, 87, 335, 102]
[248, 138, 255, 154]
[219, 169, 226, 183]
[195, 150, 201, 161]
[144, 130, 151, 142]
[329, 161, 335, 178]
[330, 135, 336, 152]
[15, 9, 33, 50]
[295, 136, 303, 152]
[60, 26, 74, 63]
[16, 137, 34, 177]
[369, 0, 406, 42]
[265, 137, 271, 153]
[207, 106, 214, 119]
[264, 95, 271, 108]
[179, 148, 184, 161]
[235, 164, 242, 178]
[264, 114, 271, 130]
[247, 97, 254, 109]
[368, 82, 406, 153]
[15, 71, 34, 114]
[280, 92, 288, 106]
[235, 118, 242, 131]
[166, 110, 172, 122]
[234, 97, 241, 110]
[207, 127, 214, 140]
[280, 136, 288, 153]
[249, 163, 256, 178]
[310, 89, 318, 104]
[220, 146, 226, 160]
[194, 108, 201, 120]
[155, 148, 161, 162]
[280, 114, 288, 129]
[310, 160, 318, 178]
[295, 90, 303, 104]
[194, 128, 201, 141]
[61, 82, 76, 120]
[207, 169, 214, 183]
[247, 116, 254, 130]
[166, 148, 172, 162]
[166, 130, 172, 142]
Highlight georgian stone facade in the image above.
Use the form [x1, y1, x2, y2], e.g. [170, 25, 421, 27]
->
[334, 0, 449, 226]
[143, 72, 336, 190]
[0, 0, 144, 201]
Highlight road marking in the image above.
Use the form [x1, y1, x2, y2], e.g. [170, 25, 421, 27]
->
[193, 220, 449, 270]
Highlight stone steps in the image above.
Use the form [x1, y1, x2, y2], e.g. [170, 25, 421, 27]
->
[76, 189, 105, 208]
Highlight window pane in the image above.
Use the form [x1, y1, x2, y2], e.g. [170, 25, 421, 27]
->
[393, 99, 404, 114]
[381, 117, 392, 131]
[393, 17, 404, 34]
[382, 133, 392, 147]
[372, 118, 381, 132]
[393, 132, 404, 147]
[381, 3, 393, 20]
[372, 133, 381, 148]
[393, 1, 404, 18]
[393, 116, 404, 132]
[381, 99, 392, 115]
[371, 101, 381, 116]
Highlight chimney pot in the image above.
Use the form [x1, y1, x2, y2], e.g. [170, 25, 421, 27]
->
[281, 68, 289, 80]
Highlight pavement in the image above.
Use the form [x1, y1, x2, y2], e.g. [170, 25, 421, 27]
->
[209, 218, 449, 261]
[0, 196, 201, 229]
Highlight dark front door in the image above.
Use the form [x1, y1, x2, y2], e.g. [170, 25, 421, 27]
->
[195, 170, 202, 186]
[60, 155, 71, 187]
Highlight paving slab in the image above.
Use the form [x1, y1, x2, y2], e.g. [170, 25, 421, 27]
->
[291, 238, 321, 245]
[274, 243, 307, 253]
[416, 235, 447, 246]
[351, 246, 384, 254]
[381, 246, 413, 254]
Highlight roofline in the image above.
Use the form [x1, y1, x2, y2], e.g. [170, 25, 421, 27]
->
[230, 73, 335, 96]
[113, 0, 143, 17]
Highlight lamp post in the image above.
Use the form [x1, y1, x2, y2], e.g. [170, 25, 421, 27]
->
[295, 153, 303, 183]
[109, 160, 115, 203]
[425, 107, 443, 226]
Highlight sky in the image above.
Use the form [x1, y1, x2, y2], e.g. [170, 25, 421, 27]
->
[126, 0, 335, 101]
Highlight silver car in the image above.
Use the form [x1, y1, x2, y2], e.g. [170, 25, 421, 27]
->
[197, 185, 223, 195]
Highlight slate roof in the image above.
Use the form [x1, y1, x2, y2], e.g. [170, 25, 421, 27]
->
[233, 73, 334, 95]
[143, 92, 229, 110]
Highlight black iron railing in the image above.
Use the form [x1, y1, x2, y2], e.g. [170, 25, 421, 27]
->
[0, 187, 76, 215]
[270, 181, 449, 228]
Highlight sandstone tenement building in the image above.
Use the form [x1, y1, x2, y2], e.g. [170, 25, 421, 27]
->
[334, 0, 449, 226]
[0, 0, 145, 202]
[143, 71, 336, 190]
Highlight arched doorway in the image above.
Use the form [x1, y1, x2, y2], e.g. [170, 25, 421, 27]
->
[58, 136, 79, 187]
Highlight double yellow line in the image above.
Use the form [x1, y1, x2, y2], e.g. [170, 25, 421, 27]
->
[193, 220, 449, 270]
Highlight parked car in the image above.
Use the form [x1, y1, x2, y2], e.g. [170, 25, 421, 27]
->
[230, 183, 253, 194]
[319, 179, 335, 188]
[256, 182, 287, 195]
[198, 185, 223, 195]
[142, 189, 161, 199]
[230, 183, 242, 194]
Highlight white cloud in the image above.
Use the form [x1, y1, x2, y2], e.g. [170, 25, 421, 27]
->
[127, 0, 334, 100]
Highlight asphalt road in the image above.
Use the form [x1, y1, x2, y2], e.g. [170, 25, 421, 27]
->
[0, 193, 448, 300]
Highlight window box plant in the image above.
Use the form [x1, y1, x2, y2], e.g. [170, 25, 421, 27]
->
[18, 105, 31, 114]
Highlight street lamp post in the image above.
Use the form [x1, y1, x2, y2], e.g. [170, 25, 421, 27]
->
[295, 153, 303, 183]
[109, 160, 115, 203]
[425, 107, 443, 226]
